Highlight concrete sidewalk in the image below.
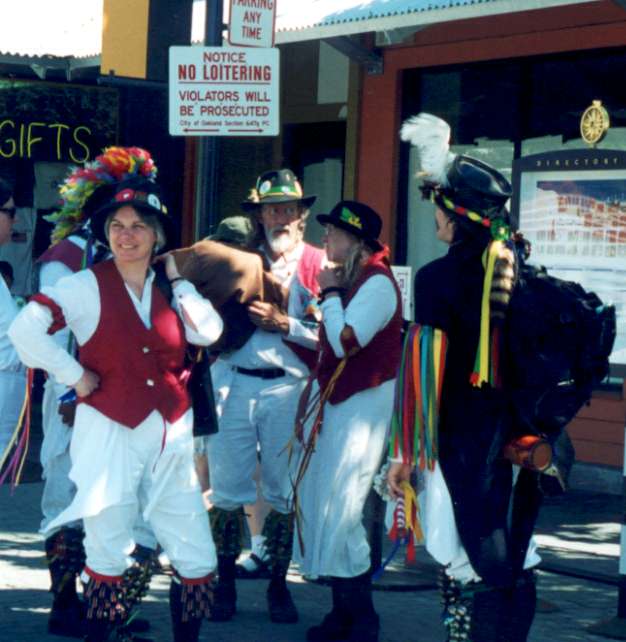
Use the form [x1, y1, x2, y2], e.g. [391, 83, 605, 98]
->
[0, 480, 623, 642]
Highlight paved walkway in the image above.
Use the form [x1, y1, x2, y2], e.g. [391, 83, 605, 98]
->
[0, 480, 624, 641]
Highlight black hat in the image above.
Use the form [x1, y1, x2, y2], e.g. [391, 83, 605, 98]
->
[437, 155, 512, 220]
[87, 176, 173, 248]
[241, 168, 316, 211]
[317, 200, 383, 251]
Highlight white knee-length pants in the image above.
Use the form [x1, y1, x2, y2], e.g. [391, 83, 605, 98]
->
[47, 404, 216, 579]
[207, 371, 306, 514]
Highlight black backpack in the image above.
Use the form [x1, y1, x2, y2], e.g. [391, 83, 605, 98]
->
[505, 260, 616, 437]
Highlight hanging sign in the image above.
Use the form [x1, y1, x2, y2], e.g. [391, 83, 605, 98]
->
[228, 0, 276, 48]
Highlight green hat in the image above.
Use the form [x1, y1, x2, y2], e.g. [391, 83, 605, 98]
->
[241, 168, 316, 211]
[208, 215, 253, 246]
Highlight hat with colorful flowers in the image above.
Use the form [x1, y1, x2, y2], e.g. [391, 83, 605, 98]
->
[46, 146, 168, 245]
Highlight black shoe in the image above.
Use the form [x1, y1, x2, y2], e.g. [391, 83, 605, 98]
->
[48, 599, 85, 638]
[113, 629, 154, 642]
[347, 612, 379, 642]
[209, 583, 237, 622]
[123, 616, 151, 633]
[85, 618, 115, 642]
[267, 583, 298, 624]
[306, 609, 353, 641]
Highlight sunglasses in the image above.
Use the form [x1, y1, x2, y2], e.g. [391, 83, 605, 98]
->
[0, 207, 16, 218]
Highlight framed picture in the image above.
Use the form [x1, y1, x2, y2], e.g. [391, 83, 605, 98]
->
[511, 149, 626, 374]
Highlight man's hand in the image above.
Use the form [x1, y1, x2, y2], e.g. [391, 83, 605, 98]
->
[73, 369, 100, 398]
[162, 252, 182, 282]
[58, 401, 76, 427]
[387, 462, 413, 499]
[317, 266, 342, 291]
[248, 300, 290, 334]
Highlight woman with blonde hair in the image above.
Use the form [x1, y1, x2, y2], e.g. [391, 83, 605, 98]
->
[292, 200, 402, 642]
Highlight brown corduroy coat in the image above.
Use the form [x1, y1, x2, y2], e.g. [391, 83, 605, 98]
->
[171, 239, 287, 352]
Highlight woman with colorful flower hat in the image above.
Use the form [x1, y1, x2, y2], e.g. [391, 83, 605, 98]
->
[9, 147, 223, 642]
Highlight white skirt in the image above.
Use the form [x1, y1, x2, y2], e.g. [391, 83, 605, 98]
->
[293, 379, 394, 578]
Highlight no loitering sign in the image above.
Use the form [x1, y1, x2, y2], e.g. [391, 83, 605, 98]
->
[168, 46, 280, 137]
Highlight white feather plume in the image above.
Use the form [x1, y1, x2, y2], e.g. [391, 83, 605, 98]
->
[400, 113, 456, 186]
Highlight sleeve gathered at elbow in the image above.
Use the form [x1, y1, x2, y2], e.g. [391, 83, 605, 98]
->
[321, 274, 397, 358]
[8, 301, 84, 386]
[172, 280, 224, 346]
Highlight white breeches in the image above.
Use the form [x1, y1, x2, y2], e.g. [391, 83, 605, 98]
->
[420, 463, 542, 584]
[47, 404, 215, 579]
[207, 371, 306, 513]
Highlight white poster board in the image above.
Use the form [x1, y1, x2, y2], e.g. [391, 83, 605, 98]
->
[391, 265, 413, 320]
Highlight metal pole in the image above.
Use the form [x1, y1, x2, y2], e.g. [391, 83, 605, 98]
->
[194, 0, 223, 240]
[587, 420, 626, 638]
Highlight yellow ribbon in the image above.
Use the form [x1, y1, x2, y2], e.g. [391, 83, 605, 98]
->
[400, 480, 423, 543]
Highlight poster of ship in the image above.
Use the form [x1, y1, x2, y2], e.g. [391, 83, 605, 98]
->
[518, 164, 626, 369]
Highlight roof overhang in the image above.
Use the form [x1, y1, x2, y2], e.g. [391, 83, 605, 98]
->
[274, 0, 603, 44]
[0, 53, 100, 82]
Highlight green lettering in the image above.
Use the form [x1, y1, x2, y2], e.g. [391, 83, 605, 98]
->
[48, 123, 70, 161]
[27, 121, 46, 157]
[70, 125, 91, 163]
[0, 120, 16, 158]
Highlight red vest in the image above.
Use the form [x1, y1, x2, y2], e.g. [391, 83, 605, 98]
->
[317, 257, 403, 404]
[78, 260, 190, 428]
[283, 243, 324, 371]
[38, 237, 85, 272]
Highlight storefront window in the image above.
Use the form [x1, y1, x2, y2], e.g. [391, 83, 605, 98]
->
[400, 47, 626, 272]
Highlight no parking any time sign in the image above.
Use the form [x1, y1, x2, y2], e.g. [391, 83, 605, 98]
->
[228, 0, 276, 48]
[168, 46, 280, 137]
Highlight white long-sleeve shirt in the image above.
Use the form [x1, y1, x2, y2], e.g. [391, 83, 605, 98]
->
[221, 241, 321, 377]
[9, 266, 223, 387]
[321, 274, 397, 358]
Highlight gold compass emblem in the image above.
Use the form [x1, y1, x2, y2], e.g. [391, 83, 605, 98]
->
[580, 100, 610, 146]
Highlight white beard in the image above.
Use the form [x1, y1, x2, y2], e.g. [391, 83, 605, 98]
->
[264, 225, 298, 255]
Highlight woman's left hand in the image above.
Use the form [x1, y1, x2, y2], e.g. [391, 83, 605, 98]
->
[317, 266, 341, 290]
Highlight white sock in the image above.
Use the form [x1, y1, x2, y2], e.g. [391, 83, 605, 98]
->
[251, 535, 268, 559]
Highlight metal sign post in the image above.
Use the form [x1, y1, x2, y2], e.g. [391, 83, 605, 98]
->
[195, 0, 223, 241]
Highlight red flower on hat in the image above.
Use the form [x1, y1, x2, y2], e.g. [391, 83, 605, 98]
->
[115, 188, 135, 202]
[97, 147, 133, 180]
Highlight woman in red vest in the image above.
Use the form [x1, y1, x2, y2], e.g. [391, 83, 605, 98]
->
[9, 148, 223, 642]
[292, 200, 402, 642]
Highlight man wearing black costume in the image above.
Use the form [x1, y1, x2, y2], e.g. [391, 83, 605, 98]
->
[388, 114, 542, 642]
